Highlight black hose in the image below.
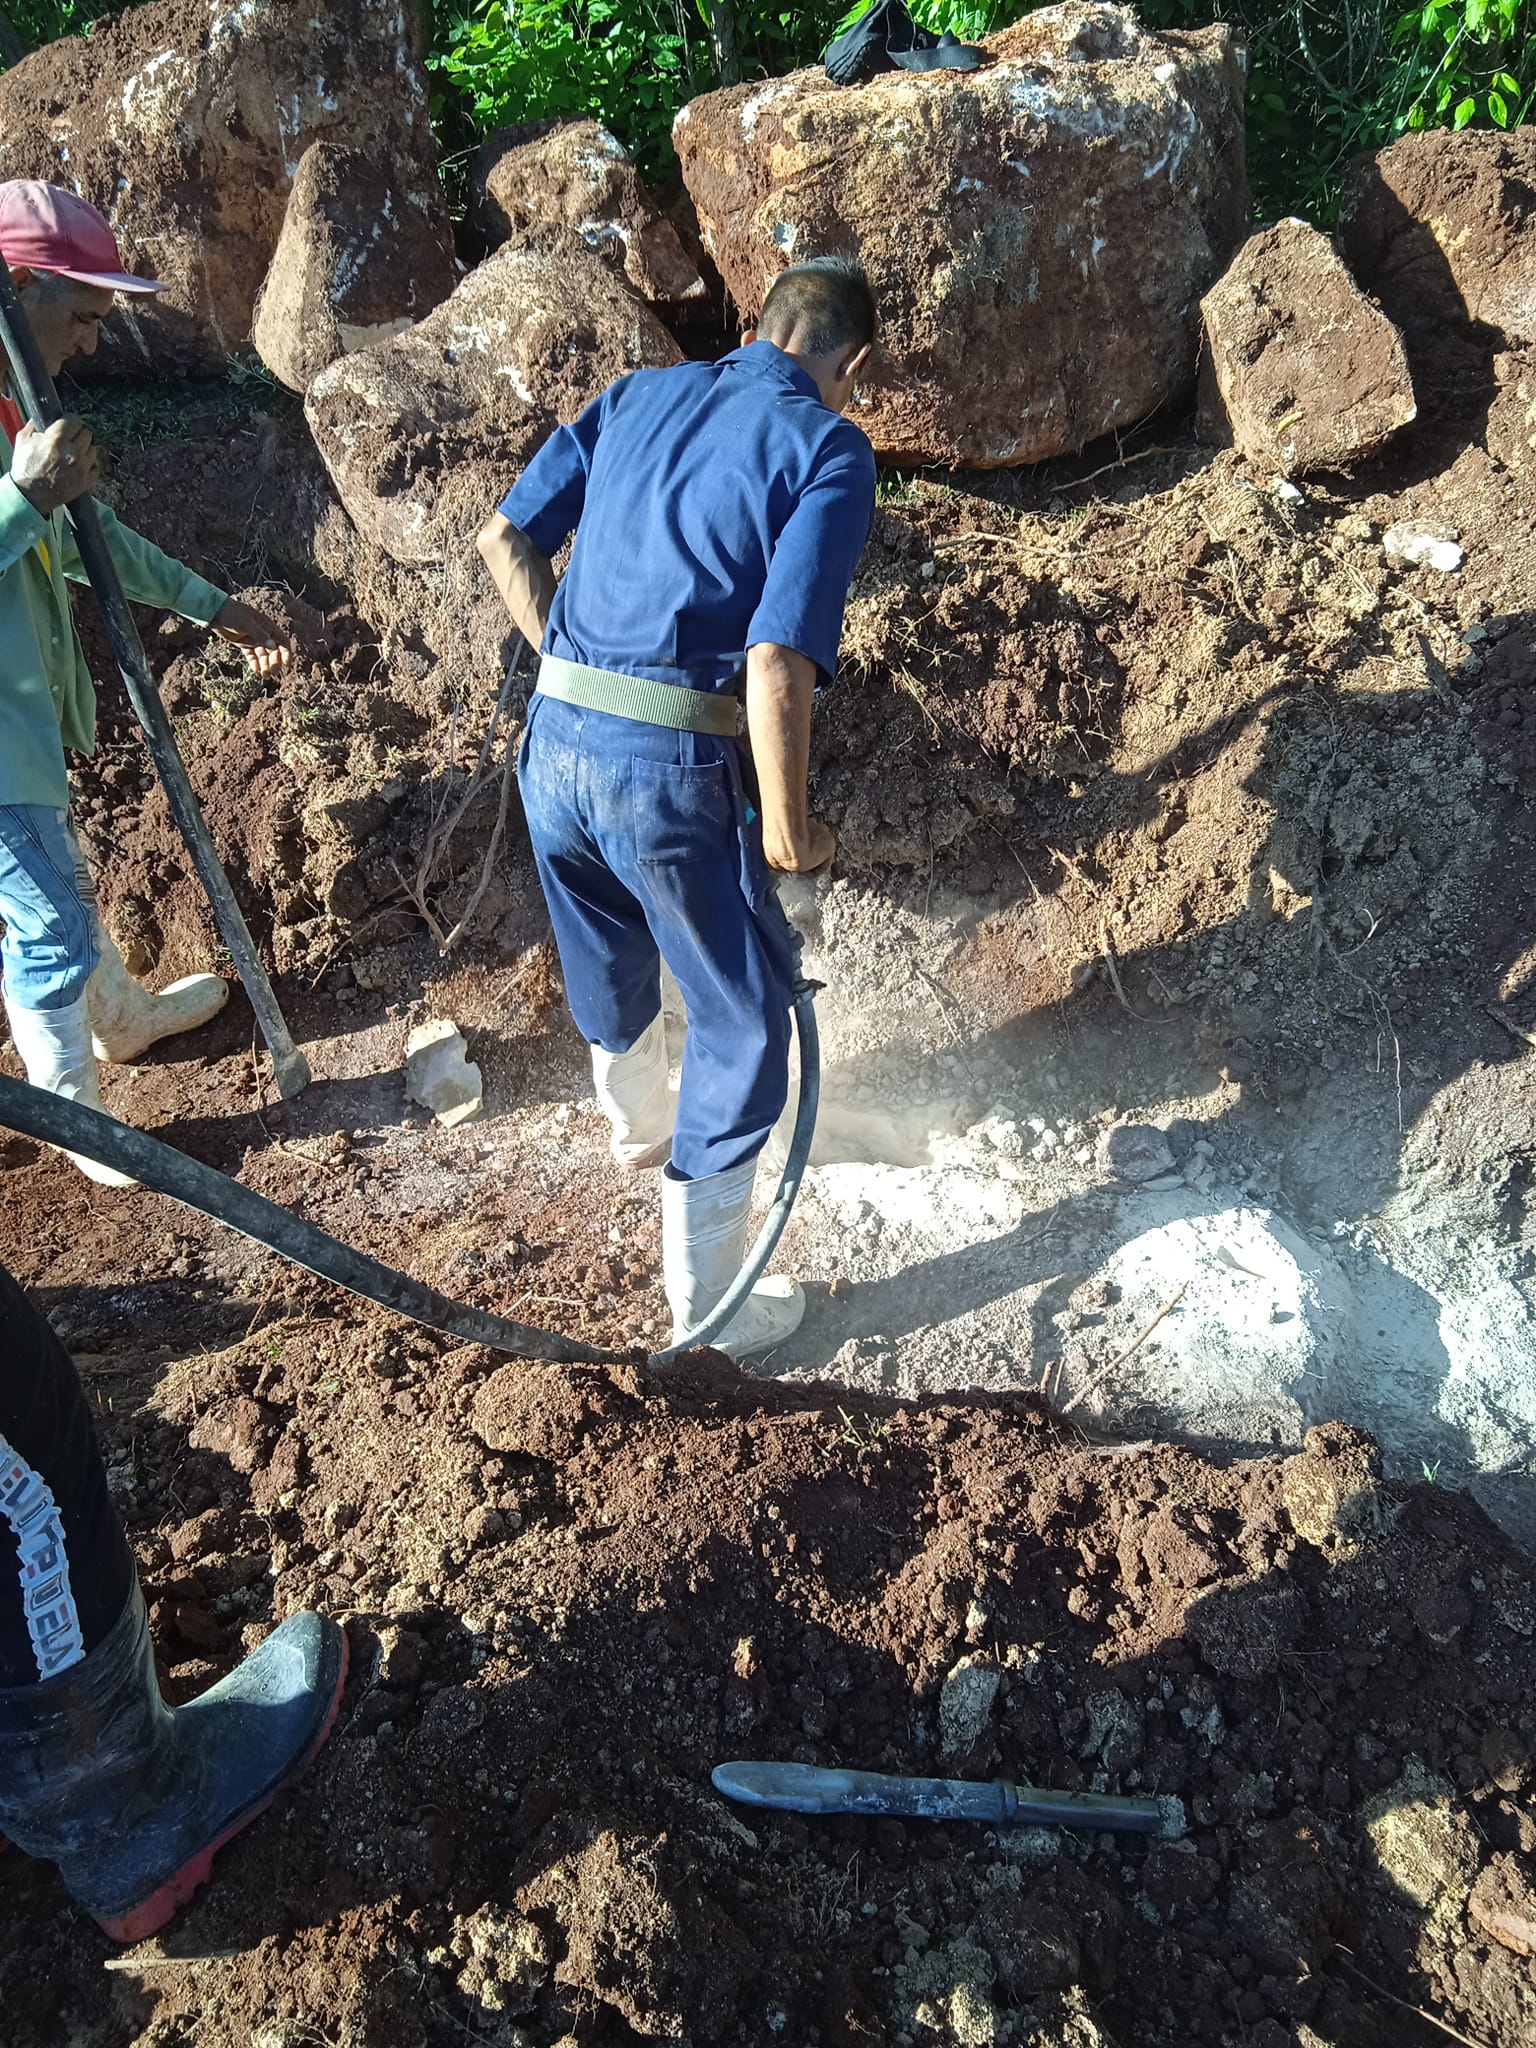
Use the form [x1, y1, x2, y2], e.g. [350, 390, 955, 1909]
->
[0, 269, 311, 1098]
[0, 1075, 610, 1364]
[0, 977, 819, 1367]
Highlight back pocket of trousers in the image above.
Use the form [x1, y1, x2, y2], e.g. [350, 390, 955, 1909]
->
[633, 756, 733, 865]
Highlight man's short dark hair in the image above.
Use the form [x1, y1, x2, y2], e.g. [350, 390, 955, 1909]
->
[758, 257, 876, 357]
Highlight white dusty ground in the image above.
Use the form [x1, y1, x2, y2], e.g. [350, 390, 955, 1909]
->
[709, 877, 1536, 1552]
[253, 870, 1535, 1554]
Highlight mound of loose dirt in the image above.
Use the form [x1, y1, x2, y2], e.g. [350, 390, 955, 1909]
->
[1, 1328, 1532, 2048]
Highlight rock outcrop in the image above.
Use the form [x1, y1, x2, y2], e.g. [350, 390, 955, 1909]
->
[1199, 218, 1416, 475]
[673, 1, 1248, 467]
[304, 243, 682, 566]
[252, 143, 458, 393]
[471, 118, 705, 309]
[1340, 128, 1536, 423]
[0, 0, 440, 375]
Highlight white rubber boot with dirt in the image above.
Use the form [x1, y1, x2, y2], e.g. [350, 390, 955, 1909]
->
[88, 931, 229, 1064]
[4, 993, 138, 1189]
[592, 1014, 674, 1170]
[662, 1157, 804, 1356]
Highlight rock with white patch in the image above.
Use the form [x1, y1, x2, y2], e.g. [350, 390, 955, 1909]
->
[252, 142, 457, 392]
[1198, 218, 1416, 475]
[405, 1018, 482, 1127]
[1383, 523, 1463, 573]
[0, 0, 442, 376]
[304, 243, 682, 566]
[938, 1654, 1001, 1761]
[673, 1, 1248, 467]
[471, 117, 705, 309]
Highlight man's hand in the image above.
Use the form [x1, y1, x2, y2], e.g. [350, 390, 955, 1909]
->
[210, 597, 295, 678]
[11, 417, 100, 516]
[764, 814, 836, 876]
[746, 642, 837, 880]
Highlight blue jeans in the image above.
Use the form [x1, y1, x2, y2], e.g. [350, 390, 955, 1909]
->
[0, 806, 100, 1012]
[518, 692, 797, 1183]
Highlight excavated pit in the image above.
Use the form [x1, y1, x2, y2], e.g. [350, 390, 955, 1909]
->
[1, 383, 1534, 2046]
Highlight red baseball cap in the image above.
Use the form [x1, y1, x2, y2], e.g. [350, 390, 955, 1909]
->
[0, 180, 160, 293]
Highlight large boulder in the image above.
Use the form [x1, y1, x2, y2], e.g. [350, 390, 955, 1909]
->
[304, 243, 683, 566]
[673, 1, 1248, 468]
[0, 0, 440, 376]
[470, 118, 706, 309]
[1199, 218, 1416, 475]
[1339, 128, 1536, 420]
[252, 142, 458, 393]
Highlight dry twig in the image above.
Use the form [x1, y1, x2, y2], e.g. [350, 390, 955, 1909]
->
[1332, 1946, 1490, 2048]
[1488, 1003, 1536, 1052]
[1056, 444, 1188, 491]
[404, 655, 526, 953]
[104, 1949, 243, 1971]
[1098, 921, 1167, 1026]
[1060, 1283, 1189, 1419]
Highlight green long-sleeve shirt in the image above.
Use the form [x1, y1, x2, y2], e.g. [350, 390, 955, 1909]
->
[0, 431, 228, 810]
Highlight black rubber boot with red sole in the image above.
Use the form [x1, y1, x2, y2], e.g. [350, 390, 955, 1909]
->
[0, 1582, 347, 1941]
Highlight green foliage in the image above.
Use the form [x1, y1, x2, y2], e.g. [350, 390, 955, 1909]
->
[2, 0, 107, 56]
[429, 0, 1536, 222]
[430, 1, 700, 178]
[1138, 0, 1535, 216]
[430, 0, 853, 179]
[1396, 0, 1535, 136]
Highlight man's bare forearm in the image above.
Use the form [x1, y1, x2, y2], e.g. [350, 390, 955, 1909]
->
[476, 512, 557, 654]
[745, 642, 834, 874]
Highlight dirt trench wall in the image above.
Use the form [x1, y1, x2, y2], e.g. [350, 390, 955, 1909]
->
[79, 413, 526, 982]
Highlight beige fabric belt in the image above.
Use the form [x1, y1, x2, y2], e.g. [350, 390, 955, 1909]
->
[536, 655, 741, 738]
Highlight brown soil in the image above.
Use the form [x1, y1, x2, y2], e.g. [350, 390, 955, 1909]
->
[2, 307, 1535, 2045]
[2, 1329, 1534, 2048]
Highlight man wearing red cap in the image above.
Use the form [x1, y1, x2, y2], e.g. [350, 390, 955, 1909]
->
[0, 181, 295, 1184]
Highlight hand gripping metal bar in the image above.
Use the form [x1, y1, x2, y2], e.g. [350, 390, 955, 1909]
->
[0, 267, 310, 1098]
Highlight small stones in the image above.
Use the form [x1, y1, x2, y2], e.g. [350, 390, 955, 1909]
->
[463, 1505, 508, 1549]
[1079, 1689, 1146, 1774]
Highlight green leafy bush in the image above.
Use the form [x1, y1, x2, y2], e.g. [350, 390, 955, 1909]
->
[1141, 0, 1534, 215]
[428, 0, 1535, 219]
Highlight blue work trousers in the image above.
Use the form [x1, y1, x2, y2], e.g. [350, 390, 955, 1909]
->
[518, 692, 796, 1183]
[0, 806, 100, 1012]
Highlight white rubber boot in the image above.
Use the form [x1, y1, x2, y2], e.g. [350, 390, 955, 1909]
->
[591, 1014, 674, 1170]
[661, 1157, 804, 1356]
[4, 993, 138, 1188]
[88, 931, 228, 1064]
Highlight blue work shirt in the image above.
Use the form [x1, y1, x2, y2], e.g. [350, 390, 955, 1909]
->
[499, 340, 877, 694]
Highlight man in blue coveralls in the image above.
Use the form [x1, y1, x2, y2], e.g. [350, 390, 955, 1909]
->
[479, 258, 878, 1357]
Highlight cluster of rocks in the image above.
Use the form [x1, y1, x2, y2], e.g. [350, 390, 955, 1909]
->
[2, 0, 1531, 597]
[1199, 127, 1536, 480]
